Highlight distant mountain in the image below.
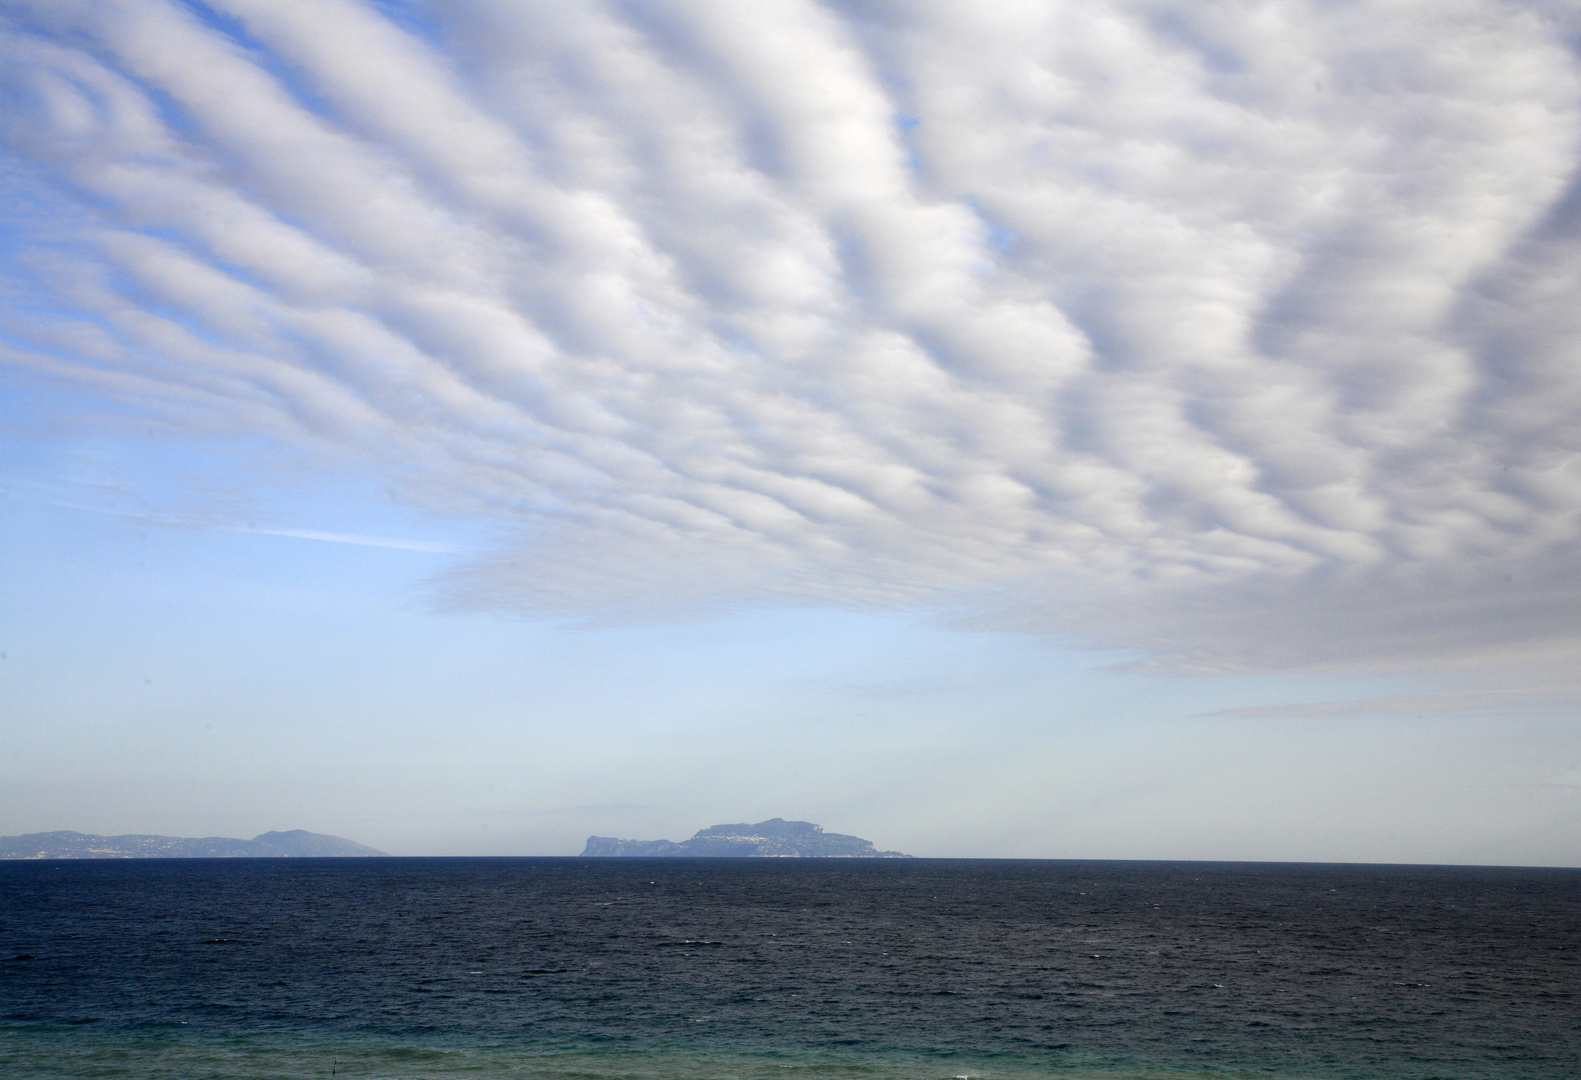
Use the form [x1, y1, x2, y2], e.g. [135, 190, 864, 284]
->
[581, 818, 911, 858]
[0, 829, 387, 859]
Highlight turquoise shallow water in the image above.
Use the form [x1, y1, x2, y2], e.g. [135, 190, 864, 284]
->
[2, 858, 1577, 1079]
[0, 1026, 1354, 1080]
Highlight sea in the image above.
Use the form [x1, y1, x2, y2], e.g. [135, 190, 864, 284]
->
[1, 858, 1577, 1080]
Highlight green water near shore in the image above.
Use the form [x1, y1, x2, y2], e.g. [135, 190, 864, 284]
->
[0, 1022, 1482, 1080]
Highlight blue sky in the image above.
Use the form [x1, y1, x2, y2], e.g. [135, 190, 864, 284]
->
[2, 0, 1580, 862]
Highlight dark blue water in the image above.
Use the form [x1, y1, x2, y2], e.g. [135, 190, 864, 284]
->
[1, 858, 1577, 1079]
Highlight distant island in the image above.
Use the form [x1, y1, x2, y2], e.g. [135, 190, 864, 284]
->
[0, 829, 387, 859]
[581, 818, 911, 858]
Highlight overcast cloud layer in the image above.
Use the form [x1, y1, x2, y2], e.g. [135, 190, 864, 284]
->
[4, 0, 1581, 671]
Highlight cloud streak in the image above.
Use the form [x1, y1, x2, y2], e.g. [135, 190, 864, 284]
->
[3, 0, 1580, 669]
[19, 483, 461, 553]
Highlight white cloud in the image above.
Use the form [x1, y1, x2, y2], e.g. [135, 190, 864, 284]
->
[3, 0, 1580, 669]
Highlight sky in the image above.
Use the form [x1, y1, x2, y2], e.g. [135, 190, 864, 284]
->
[2, 0, 1579, 864]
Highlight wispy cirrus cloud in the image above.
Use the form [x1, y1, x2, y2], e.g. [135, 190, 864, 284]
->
[10, 476, 461, 552]
[3, 0, 1580, 670]
[1194, 684, 1581, 722]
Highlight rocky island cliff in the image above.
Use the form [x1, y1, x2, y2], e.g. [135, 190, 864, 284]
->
[581, 818, 911, 858]
[0, 829, 387, 859]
